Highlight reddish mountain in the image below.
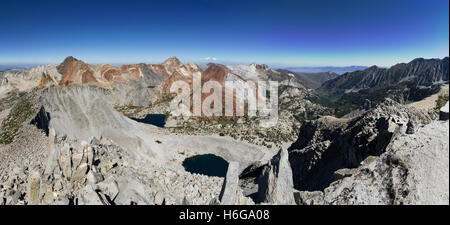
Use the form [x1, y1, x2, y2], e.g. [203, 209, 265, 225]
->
[160, 62, 259, 117]
[54, 56, 183, 89]
[45, 56, 262, 115]
[38, 72, 54, 87]
[159, 62, 203, 94]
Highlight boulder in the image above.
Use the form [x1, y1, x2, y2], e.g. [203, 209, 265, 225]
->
[154, 192, 165, 205]
[77, 185, 105, 205]
[86, 170, 104, 185]
[219, 161, 239, 205]
[114, 176, 152, 205]
[257, 149, 295, 205]
[294, 191, 324, 205]
[97, 178, 119, 201]
[54, 195, 70, 205]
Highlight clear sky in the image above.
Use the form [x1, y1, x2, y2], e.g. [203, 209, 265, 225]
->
[0, 0, 448, 67]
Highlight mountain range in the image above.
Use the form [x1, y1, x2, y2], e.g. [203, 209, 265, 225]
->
[320, 57, 449, 93]
[282, 66, 368, 74]
[0, 55, 448, 205]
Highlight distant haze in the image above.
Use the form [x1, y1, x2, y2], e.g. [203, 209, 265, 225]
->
[281, 66, 369, 74]
[0, 62, 368, 75]
[0, 64, 45, 72]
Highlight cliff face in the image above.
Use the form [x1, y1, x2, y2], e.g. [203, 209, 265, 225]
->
[319, 57, 449, 94]
[322, 119, 449, 205]
[288, 99, 433, 191]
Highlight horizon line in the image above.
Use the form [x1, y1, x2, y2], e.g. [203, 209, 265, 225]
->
[0, 55, 448, 70]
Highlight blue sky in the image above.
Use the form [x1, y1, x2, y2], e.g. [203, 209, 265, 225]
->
[0, 0, 448, 67]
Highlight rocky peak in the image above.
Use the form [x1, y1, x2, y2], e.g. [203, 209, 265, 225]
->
[57, 56, 83, 70]
[257, 148, 296, 205]
[203, 64, 232, 83]
[366, 65, 379, 70]
[409, 57, 426, 65]
[162, 56, 181, 64]
[256, 63, 270, 71]
[162, 56, 182, 74]
[61, 56, 79, 63]
[248, 63, 270, 71]
[57, 56, 93, 87]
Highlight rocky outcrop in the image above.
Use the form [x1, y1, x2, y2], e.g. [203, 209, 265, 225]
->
[0, 120, 48, 205]
[1, 127, 228, 205]
[37, 129, 101, 204]
[322, 120, 449, 204]
[287, 96, 448, 205]
[39, 85, 165, 160]
[288, 99, 432, 191]
[219, 161, 239, 205]
[217, 161, 254, 205]
[294, 190, 324, 205]
[257, 149, 296, 205]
